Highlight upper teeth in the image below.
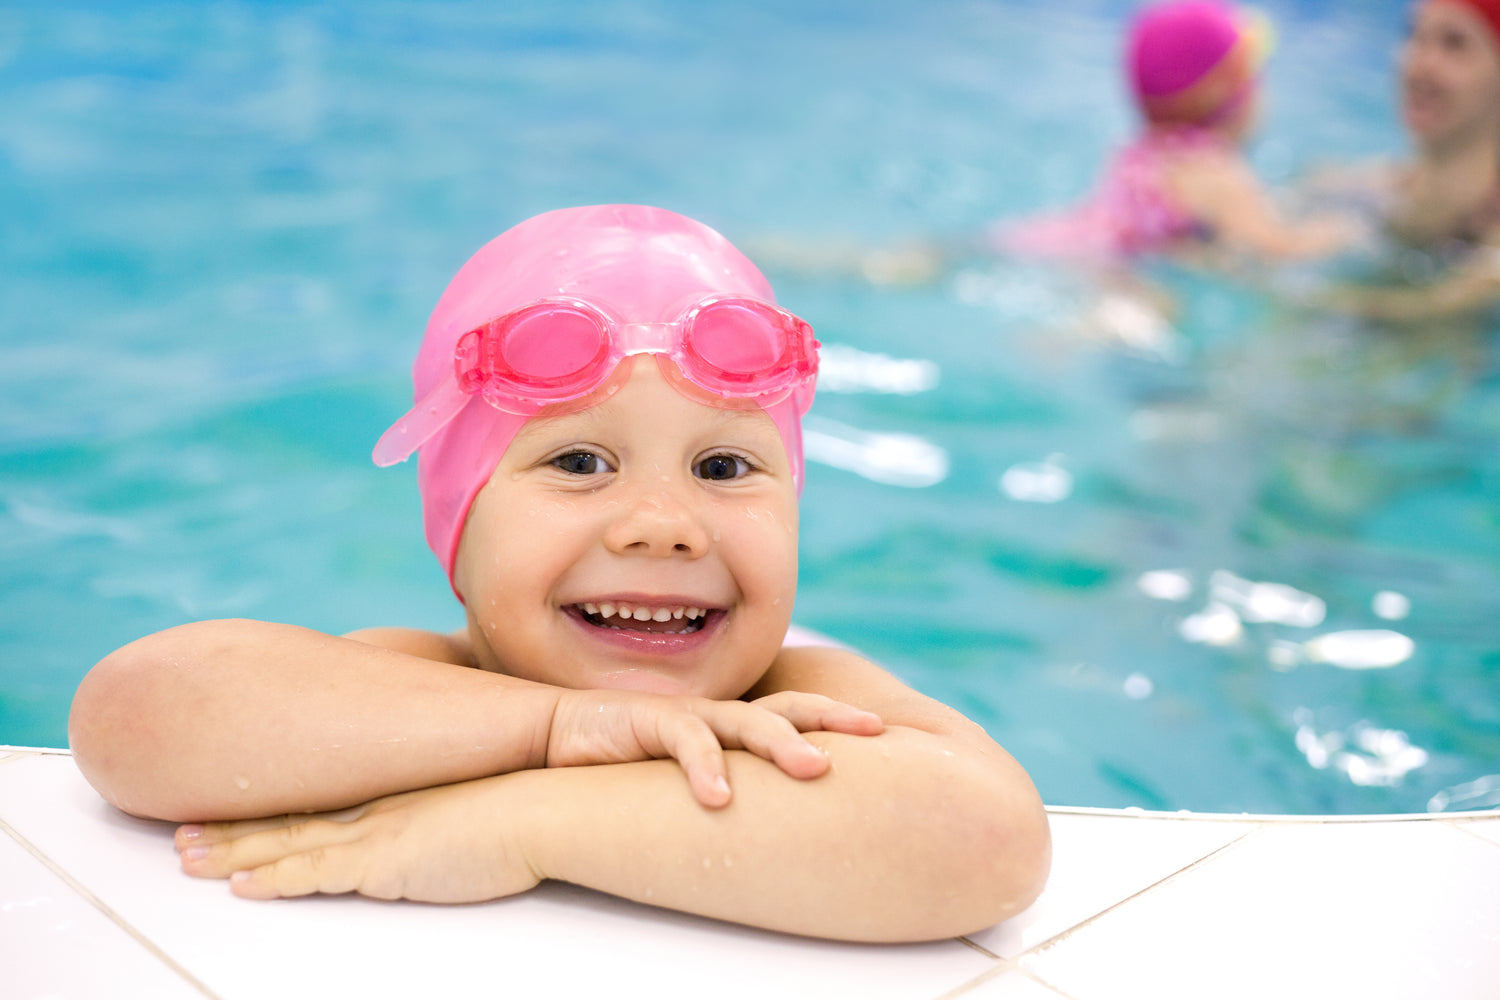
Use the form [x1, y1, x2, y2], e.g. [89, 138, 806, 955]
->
[583, 602, 706, 622]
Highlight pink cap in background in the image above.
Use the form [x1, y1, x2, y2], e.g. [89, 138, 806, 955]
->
[1127, 1, 1271, 126]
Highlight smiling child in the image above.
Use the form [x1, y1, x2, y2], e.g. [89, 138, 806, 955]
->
[69, 204, 1050, 942]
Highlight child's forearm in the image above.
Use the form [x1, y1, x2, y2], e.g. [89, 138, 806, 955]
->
[173, 645, 1048, 939]
[69, 619, 558, 821]
[515, 727, 1050, 942]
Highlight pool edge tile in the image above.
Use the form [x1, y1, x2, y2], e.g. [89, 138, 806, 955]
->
[1, 754, 995, 1000]
[965, 811, 1260, 959]
[1018, 819, 1500, 1000]
[0, 815, 217, 999]
[1455, 816, 1500, 847]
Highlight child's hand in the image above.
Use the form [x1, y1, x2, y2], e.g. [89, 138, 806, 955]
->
[176, 776, 534, 903]
[546, 689, 883, 808]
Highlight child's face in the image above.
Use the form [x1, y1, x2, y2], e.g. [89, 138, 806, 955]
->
[1400, 2, 1500, 146]
[1215, 85, 1261, 143]
[452, 356, 800, 699]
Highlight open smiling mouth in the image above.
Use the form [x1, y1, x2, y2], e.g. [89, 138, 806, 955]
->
[571, 601, 716, 636]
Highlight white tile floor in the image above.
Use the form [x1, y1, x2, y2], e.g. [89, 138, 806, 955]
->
[4, 745, 1499, 1000]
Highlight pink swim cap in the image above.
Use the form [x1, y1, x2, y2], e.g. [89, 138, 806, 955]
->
[382, 205, 815, 593]
[1128, 1, 1271, 126]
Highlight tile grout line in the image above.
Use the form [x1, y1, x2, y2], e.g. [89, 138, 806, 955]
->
[931, 828, 1268, 1000]
[1018, 824, 1267, 961]
[955, 934, 999, 959]
[932, 956, 1079, 1000]
[1448, 819, 1500, 851]
[0, 815, 224, 1000]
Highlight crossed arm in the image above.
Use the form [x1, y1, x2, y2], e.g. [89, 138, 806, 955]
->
[69, 619, 1051, 941]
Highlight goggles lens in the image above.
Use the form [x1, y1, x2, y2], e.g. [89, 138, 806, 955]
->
[684, 298, 804, 392]
[374, 294, 817, 468]
[457, 304, 612, 405]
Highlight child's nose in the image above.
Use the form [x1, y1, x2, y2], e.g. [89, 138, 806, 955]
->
[602, 479, 711, 558]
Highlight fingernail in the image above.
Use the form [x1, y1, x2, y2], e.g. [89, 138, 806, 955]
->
[182, 845, 210, 861]
[712, 775, 730, 796]
[230, 870, 253, 884]
[178, 824, 204, 841]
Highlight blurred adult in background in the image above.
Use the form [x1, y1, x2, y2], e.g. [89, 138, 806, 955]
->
[1314, 0, 1500, 321]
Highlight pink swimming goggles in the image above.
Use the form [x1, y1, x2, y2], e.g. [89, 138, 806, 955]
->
[373, 293, 818, 467]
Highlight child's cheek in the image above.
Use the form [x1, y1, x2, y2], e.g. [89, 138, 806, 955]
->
[724, 500, 799, 597]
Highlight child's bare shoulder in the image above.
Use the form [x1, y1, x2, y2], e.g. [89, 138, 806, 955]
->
[343, 626, 476, 666]
[753, 643, 984, 737]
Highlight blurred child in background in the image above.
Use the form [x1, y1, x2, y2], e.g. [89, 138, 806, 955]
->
[997, 0, 1354, 262]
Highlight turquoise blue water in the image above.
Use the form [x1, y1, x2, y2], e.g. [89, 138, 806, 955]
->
[3, 1, 1496, 814]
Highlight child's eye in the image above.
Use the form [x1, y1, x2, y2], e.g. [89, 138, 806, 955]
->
[694, 453, 752, 481]
[553, 450, 612, 476]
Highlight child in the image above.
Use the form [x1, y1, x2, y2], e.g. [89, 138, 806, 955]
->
[997, 0, 1353, 262]
[68, 204, 1051, 943]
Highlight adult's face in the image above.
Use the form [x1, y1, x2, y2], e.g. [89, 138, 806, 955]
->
[1399, 1, 1500, 150]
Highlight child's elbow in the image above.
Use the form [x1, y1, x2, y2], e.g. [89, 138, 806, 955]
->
[940, 766, 1052, 936]
[69, 637, 177, 819]
[971, 785, 1052, 930]
[872, 744, 1051, 942]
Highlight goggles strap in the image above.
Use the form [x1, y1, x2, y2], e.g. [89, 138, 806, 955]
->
[373, 376, 473, 467]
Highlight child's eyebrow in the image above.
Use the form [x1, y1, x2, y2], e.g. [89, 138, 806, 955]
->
[698, 407, 784, 440]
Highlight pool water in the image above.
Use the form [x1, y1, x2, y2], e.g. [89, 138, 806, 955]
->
[2, 0, 1496, 814]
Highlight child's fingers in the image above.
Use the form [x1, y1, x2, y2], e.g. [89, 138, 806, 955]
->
[703, 702, 831, 781]
[750, 691, 885, 736]
[651, 714, 732, 808]
[175, 803, 369, 852]
[175, 813, 310, 851]
[179, 816, 366, 880]
[227, 846, 367, 900]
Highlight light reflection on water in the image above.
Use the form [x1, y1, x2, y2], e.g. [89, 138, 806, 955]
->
[2, 0, 1495, 814]
[802, 246, 1499, 813]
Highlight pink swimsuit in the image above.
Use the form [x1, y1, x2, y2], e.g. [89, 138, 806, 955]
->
[994, 128, 1225, 259]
